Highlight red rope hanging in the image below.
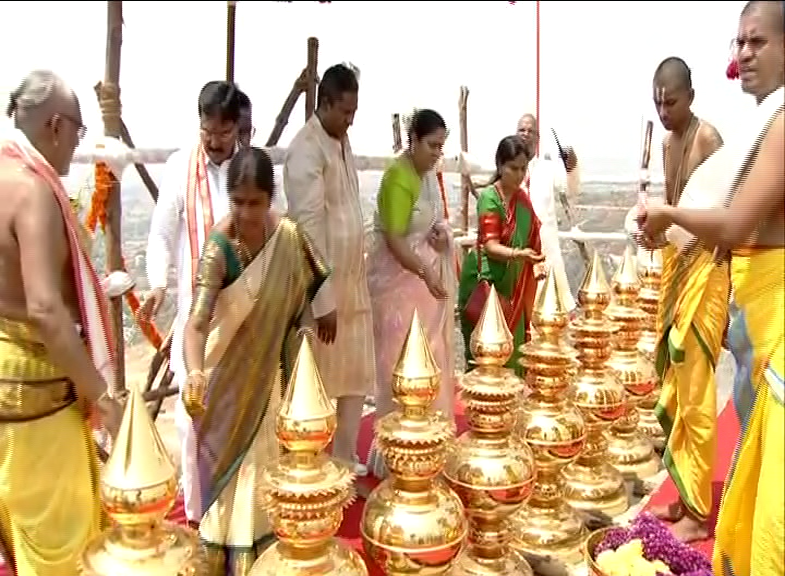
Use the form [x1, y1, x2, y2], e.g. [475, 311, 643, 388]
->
[536, 0, 541, 157]
[87, 161, 163, 350]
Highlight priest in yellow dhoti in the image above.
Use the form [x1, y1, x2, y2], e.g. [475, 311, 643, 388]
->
[0, 70, 123, 575]
[648, 55, 727, 543]
[639, 1, 784, 568]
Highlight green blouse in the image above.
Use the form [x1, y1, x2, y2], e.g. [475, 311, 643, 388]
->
[377, 157, 421, 235]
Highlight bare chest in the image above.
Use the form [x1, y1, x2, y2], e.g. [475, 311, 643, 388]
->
[664, 139, 705, 206]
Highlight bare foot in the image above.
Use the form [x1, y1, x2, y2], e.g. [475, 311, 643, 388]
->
[355, 479, 372, 500]
[650, 501, 685, 522]
[670, 515, 709, 543]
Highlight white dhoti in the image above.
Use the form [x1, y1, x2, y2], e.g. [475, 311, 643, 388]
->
[174, 372, 202, 523]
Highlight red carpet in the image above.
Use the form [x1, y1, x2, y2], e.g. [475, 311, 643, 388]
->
[0, 401, 738, 575]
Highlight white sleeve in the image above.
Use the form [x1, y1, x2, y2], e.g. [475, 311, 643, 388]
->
[551, 157, 581, 219]
[145, 152, 184, 290]
[283, 141, 336, 319]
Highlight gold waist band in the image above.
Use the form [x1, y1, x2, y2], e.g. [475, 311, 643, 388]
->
[0, 316, 77, 422]
[0, 377, 76, 422]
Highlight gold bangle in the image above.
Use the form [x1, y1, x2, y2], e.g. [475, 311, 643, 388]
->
[187, 370, 205, 379]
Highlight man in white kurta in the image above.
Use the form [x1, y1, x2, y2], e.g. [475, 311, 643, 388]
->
[517, 113, 580, 311]
[140, 81, 245, 526]
[284, 64, 375, 476]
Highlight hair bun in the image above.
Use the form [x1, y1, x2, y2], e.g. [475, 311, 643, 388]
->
[5, 90, 19, 118]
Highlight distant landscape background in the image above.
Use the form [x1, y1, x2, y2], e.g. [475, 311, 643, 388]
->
[65, 162, 660, 348]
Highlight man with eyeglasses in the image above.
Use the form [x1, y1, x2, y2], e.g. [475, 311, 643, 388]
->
[140, 80, 242, 530]
[0, 69, 124, 575]
[516, 113, 579, 312]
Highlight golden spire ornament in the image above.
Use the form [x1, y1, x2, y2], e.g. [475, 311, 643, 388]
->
[604, 247, 661, 481]
[250, 336, 366, 576]
[443, 286, 536, 576]
[361, 310, 466, 575]
[81, 385, 203, 575]
[510, 268, 587, 565]
[635, 247, 666, 451]
[561, 251, 629, 517]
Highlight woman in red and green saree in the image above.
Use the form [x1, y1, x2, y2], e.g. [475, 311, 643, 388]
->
[181, 147, 330, 576]
[458, 135, 546, 375]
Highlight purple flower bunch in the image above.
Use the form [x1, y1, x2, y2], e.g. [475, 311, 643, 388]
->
[595, 513, 714, 575]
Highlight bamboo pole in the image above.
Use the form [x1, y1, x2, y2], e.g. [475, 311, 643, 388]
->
[226, 1, 237, 83]
[101, 0, 125, 393]
[391, 113, 403, 153]
[304, 37, 319, 120]
[265, 69, 306, 147]
[458, 86, 470, 233]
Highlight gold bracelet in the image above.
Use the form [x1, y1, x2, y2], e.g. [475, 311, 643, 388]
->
[187, 370, 205, 379]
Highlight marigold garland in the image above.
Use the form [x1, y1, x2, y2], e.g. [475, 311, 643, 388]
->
[87, 161, 163, 350]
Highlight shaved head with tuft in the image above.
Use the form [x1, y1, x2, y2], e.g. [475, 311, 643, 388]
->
[654, 57, 693, 91]
[6, 69, 83, 175]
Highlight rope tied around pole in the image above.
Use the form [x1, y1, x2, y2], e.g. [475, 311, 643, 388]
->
[98, 81, 122, 133]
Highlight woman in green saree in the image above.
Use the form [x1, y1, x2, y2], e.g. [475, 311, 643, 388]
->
[181, 147, 330, 576]
[457, 135, 546, 375]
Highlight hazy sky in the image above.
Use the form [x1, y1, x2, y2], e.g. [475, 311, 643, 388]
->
[0, 0, 755, 180]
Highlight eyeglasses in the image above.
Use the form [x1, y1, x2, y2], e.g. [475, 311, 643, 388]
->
[200, 124, 237, 141]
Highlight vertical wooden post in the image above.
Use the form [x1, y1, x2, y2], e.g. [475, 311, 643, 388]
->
[226, 1, 237, 83]
[458, 86, 470, 233]
[101, 0, 125, 393]
[304, 37, 319, 120]
[391, 113, 403, 153]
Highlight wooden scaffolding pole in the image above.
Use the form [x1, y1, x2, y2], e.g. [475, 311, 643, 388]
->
[304, 37, 319, 120]
[226, 1, 237, 83]
[458, 86, 470, 233]
[100, 0, 125, 392]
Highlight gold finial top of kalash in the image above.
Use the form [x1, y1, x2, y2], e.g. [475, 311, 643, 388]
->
[636, 247, 663, 360]
[444, 285, 535, 575]
[251, 335, 365, 576]
[361, 310, 465, 574]
[606, 246, 646, 338]
[519, 265, 585, 419]
[569, 250, 626, 415]
[604, 247, 656, 399]
[81, 384, 202, 575]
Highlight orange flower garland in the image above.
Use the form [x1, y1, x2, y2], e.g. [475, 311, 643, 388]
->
[86, 161, 111, 232]
[88, 161, 163, 350]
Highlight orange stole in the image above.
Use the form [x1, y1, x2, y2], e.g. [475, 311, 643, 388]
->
[185, 146, 216, 290]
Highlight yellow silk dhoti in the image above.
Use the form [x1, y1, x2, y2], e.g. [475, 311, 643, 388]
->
[655, 246, 729, 520]
[714, 248, 784, 576]
[0, 317, 101, 576]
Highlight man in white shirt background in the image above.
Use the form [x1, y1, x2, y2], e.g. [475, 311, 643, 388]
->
[517, 113, 580, 311]
[138, 80, 245, 529]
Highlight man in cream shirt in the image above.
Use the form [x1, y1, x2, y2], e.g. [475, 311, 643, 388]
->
[517, 113, 580, 311]
[139, 81, 245, 528]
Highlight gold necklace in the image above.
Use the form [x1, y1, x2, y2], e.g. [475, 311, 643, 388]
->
[232, 219, 268, 303]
